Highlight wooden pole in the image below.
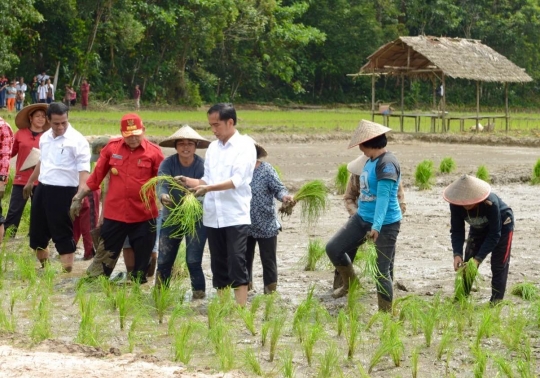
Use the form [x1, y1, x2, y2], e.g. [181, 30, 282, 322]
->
[441, 74, 446, 132]
[400, 73, 404, 132]
[505, 83, 509, 133]
[371, 74, 375, 122]
[476, 81, 480, 132]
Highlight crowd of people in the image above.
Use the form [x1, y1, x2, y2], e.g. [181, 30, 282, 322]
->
[0, 102, 514, 309]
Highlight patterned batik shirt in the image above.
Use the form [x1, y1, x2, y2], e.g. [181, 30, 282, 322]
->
[0, 118, 14, 178]
[248, 161, 289, 239]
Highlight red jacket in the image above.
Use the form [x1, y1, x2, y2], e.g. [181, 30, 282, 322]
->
[12, 128, 42, 186]
[86, 137, 164, 223]
[0, 118, 14, 180]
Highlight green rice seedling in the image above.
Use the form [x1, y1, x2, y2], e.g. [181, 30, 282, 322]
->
[499, 309, 528, 351]
[510, 282, 539, 301]
[250, 294, 263, 316]
[493, 355, 514, 378]
[439, 157, 456, 174]
[531, 158, 540, 185]
[167, 301, 192, 335]
[302, 323, 323, 366]
[334, 163, 349, 194]
[173, 320, 198, 364]
[346, 311, 362, 360]
[115, 283, 130, 330]
[0, 298, 13, 332]
[206, 288, 234, 329]
[171, 242, 189, 280]
[346, 278, 364, 315]
[269, 315, 286, 362]
[209, 321, 235, 371]
[475, 307, 495, 346]
[396, 295, 423, 335]
[293, 286, 315, 331]
[317, 344, 341, 378]
[454, 261, 479, 302]
[238, 306, 257, 336]
[303, 238, 326, 271]
[98, 275, 114, 306]
[337, 309, 346, 337]
[40, 263, 56, 293]
[14, 251, 37, 285]
[516, 359, 533, 378]
[279, 348, 295, 378]
[357, 239, 385, 293]
[30, 293, 52, 342]
[411, 347, 420, 378]
[414, 160, 434, 190]
[140, 176, 203, 238]
[279, 180, 328, 225]
[369, 341, 390, 373]
[9, 287, 23, 317]
[420, 304, 437, 347]
[152, 282, 175, 324]
[76, 294, 100, 347]
[127, 313, 141, 353]
[243, 347, 263, 376]
[357, 363, 370, 378]
[472, 344, 487, 378]
[437, 329, 455, 360]
[263, 291, 276, 321]
[380, 315, 404, 367]
[261, 320, 270, 347]
[476, 165, 490, 183]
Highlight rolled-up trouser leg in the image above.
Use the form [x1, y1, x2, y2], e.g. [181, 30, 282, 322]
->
[86, 219, 128, 277]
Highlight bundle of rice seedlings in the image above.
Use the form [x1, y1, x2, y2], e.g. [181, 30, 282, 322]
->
[334, 163, 349, 195]
[454, 260, 479, 301]
[278, 180, 328, 225]
[303, 239, 326, 271]
[511, 282, 539, 301]
[476, 165, 490, 183]
[531, 159, 540, 185]
[439, 157, 456, 174]
[415, 160, 434, 190]
[355, 239, 384, 294]
[140, 176, 203, 238]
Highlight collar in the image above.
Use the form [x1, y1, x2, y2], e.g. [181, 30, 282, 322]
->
[122, 137, 148, 151]
[46, 122, 75, 140]
[218, 130, 240, 147]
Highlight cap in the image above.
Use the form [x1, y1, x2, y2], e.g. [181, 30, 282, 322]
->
[120, 113, 144, 137]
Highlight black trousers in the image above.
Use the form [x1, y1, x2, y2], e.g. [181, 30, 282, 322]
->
[29, 183, 77, 254]
[206, 225, 249, 289]
[246, 235, 278, 287]
[100, 218, 156, 283]
[5, 185, 34, 236]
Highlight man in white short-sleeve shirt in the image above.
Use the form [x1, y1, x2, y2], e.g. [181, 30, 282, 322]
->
[23, 102, 90, 272]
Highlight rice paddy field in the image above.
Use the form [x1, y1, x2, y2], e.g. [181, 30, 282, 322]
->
[0, 106, 539, 377]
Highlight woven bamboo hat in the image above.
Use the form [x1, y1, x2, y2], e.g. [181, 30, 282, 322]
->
[159, 125, 210, 149]
[347, 155, 369, 175]
[348, 120, 392, 149]
[15, 104, 50, 131]
[20, 147, 41, 171]
[244, 135, 267, 159]
[443, 174, 491, 206]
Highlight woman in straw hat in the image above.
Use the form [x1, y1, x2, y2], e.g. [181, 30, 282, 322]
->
[443, 175, 514, 304]
[156, 125, 210, 299]
[326, 120, 402, 312]
[245, 137, 294, 294]
[4, 104, 49, 237]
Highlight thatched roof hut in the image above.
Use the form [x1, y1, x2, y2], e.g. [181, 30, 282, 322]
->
[360, 36, 532, 83]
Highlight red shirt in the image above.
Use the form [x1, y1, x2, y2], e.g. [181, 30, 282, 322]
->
[0, 118, 14, 179]
[12, 128, 43, 186]
[86, 137, 164, 223]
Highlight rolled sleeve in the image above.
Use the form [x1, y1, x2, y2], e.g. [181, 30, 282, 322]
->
[76, 139, 91, 173]
[86, 145, 111, 191]
[372, 179, 392, 232]
[230, 143, 256, 188]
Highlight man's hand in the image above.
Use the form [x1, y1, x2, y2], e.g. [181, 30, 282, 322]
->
[0, 182, 6, 201]
[368, 229, 379, 242]
[69, 196, 83, 221]
[192, 185, 209, 197]
[160, 194, 173, 207]
[23, 183, 33, 200]
[173, 175, 188, 187]
[453, 255, 464, 271]
[399, 201, 407, 215]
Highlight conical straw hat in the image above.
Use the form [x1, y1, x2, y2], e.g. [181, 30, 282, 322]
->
[348, 120, 392, 149]
[159, 125, 210, 148]
[443, 174, 491, 206]
[20, 148, 41, 171]
[244, 135, 267, 159]
[15, 104, 50, 131]
[347, 155, 369, 175]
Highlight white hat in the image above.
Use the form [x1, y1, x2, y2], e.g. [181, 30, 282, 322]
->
[244, 135, 268, 159]
[159, 125, 210, 148]
[443, 174, 491, 206]
[20, 148, 41, 171]
[348, 120, 392, 149]
[347, 155, 369, 175]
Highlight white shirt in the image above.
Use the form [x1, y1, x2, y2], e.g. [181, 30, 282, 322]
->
[39, 123, 91, 187]
[16, 83, 27, 97]
[201, 131, 256, 228]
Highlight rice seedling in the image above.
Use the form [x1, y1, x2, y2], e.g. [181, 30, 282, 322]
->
[437, 329, 455, 360]
[0, 299, 14, 332]
[115, 283, 130, 330]
[279, 349, 295, 378]
[263, 291, 276, 321]
[519, 336, 532, 364]
[516, 359, 533, 378]
[357, 363, 370, 378]
[356, 239, 385, 294]
[510, 282, 539, 301]
[243, 347, 263, 376]
[411, 347, 419, 378]
[173, 320, 198, 364]
[278, 180, 328, 225]
[382, 316, 404, 367]
[439, 157, 456, 174]
[140, 176, 203, 238]
[334, 163, 349, 194]
[337, 309, 346, 337]
[152, 282, 176, 324]
[346, 311, 362, 359]
[475, 307, 495, 346]
[531, 158, 540, 184]
[40, 263, 56, 293]
[171, 243, 188, 280]
[346, 278, 364, 315]
[414, 160, 434, 190]
[493, 355, 514, 378]
[30, 293, 52, 342]
[454, 260, 479, 302]
[261, 320, 270, 347]
[167, 301, 192, 335]
[317, 343, 341, 378]
[303, 239, 326, 271]
[302, 323, 323, 366]
[420, 304, 437, 347]
[293, 286, 315, 329]
[471, 344, 487, 378]
[207, 289, 234, 329]
[269, 315, 286, 362]
[127, 313, 141, 353]
[476, 165, 490, 183]
[396, 295, 423, 335]
[14, 251, 37, 285]
[76, 294, 100, 347]
[238, 306, 257, 336]
[209, 321, 235, 371]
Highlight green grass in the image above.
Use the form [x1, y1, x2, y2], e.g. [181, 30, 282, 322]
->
[415, 160, 435, 190]
[439, 157, 457, 173]
[476, 165, 491, 183]
[531, 158, 540, 185]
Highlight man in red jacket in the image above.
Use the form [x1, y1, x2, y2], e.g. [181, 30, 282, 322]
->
[71, 113, 164, 282]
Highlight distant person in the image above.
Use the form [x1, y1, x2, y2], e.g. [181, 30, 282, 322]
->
[36, 71, 50, 84]
[5, 104, 49, 237]
[29, 76, 38, 104]
[45, 79, 54, 104]
[16, 78, 27, 111]
[6, 80, 17, 112]
[0, 75, 7, 108]
[443, 175, 514, 304]
[64, 85, 77, 109]
[134, 85, 141, 111]
[80, 79, 90, 110]
[37, 80, 47, 103]
[0, 116, 14, 243]
[23, 102, 91, 272]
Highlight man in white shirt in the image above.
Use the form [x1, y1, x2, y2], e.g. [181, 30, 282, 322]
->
[179, 103, 256, 305]
[23, 102, 91, 272]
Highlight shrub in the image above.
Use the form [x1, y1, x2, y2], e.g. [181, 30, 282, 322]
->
[415, 160, 434, 190]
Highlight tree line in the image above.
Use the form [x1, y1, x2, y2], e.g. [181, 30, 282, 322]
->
[2, 0, 539, 108]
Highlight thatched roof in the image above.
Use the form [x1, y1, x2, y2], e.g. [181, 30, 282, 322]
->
[360, 36, 532, 83]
